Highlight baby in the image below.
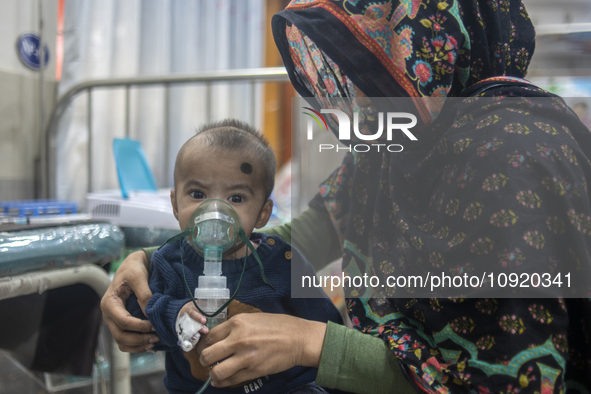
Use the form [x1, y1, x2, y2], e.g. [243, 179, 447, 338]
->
[127, 119, 342, 394]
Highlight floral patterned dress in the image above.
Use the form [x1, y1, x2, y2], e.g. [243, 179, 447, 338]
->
[273, 0, 591, 392]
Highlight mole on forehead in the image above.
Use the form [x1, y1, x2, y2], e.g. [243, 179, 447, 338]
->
[240, 162, 253, 174]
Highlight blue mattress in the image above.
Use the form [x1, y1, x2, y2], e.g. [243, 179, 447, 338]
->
[0, 223, 125, 277]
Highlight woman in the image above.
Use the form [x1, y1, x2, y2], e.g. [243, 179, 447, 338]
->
[101, 0, 591, 392]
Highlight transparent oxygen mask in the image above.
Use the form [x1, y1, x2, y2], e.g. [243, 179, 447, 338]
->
[186, 199, 243, 329]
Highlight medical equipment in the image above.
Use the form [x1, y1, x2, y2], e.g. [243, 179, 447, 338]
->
[176, 312, 204, 352]
[87, 190, 178, 230]
[189, 199, 243, 329]
[172, 199, 239, 353]
[169, 200, 274, 350]
[87, 138, 177, 231]
[1, 199, 77, 217]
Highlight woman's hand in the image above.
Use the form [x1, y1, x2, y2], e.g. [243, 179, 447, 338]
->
[197, 313, 327, 388]
[100, 251, 160, 353]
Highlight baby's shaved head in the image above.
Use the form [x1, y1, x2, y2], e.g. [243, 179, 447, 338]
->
[174, 119, 277, 200]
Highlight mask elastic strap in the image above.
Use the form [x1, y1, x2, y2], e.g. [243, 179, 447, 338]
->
[238, 229, 276, 291]
[161, 229, 191, 248]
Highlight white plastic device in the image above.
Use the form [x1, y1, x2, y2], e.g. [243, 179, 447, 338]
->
[86, 189, 177, 229]
[176, 312, 204, 352]
[194, 248, 230, 329]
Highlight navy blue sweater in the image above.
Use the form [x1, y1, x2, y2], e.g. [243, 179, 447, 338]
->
[127, 233, 342, 394]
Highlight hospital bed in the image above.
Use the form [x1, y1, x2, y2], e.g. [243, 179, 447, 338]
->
[0, 219, 128, 393]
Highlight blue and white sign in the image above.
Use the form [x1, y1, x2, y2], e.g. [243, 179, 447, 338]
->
[17, 33, 50, 70]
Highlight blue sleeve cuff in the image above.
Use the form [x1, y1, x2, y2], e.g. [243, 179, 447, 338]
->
[146, 295, 192, 349]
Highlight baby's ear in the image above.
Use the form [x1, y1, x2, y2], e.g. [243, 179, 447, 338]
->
[254, 199, 274, 229]
[170, 189, 179, 221]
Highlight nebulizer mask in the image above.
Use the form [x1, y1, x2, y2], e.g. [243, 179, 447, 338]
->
[166, 199, 274, 354]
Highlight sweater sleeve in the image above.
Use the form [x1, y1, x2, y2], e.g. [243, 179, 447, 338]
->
[126, 294, 144, 320]
[125, 282, 187, 352]
[317, 322, 417, 394]
[145, 294, 191, 351]
[143, 255, 192, 351]
[263, 205, 341, 272]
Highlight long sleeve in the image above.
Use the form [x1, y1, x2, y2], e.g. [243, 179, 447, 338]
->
[268, 210, 414, 393]
[278, 227, 416, 393]
[288, 246, 343, 326]
[317, 322, 416, 394]
[143, 247, 194, 351]
[125, 273, 190, 351]
[126, 294, 144, 320]
[145, 293, 190, 351]
[143, 246, 158, 272]
[263, 205, 342, 272]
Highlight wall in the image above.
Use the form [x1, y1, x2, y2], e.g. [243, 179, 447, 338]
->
[0, 0, 57, 201]
[525, 0, 591, 77]
[55, 1, 266, 206]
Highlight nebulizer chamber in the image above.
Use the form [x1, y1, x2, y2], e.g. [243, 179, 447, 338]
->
[188, 200, 243, 328]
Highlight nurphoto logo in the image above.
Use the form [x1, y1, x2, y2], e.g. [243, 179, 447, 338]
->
[302, 107, 418, 153]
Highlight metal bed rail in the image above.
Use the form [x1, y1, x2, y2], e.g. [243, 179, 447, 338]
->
[43, 67, 290, 199]
[0, 264, 129, 394]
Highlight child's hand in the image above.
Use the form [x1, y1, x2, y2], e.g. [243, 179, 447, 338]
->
[176, 302, 210, 352]
[179, 302, 209, 330]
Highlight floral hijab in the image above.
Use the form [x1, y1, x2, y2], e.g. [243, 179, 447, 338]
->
[272, 0, 535, 126]
[274, 1, 591, 392]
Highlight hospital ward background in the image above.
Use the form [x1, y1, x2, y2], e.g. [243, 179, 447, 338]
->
[1, 0, 591, 393]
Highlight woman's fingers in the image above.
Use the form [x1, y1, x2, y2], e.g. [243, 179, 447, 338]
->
[111, 251, 153, 315]
[198, 330, 235, 368]
[103, 307, 155, 334]
[103, 313, 159, 352]
[194, 316, 233, 357]
[195, 313, 326, 388]
[209, 360, 252, 388]
[200, 318, 232, 348]
[201, 323, 260, 387]
[128, 275, 154, 315]
[100, 286, 158, 348]
[100, 250, 159, 352]
[101, 290, 154, 332]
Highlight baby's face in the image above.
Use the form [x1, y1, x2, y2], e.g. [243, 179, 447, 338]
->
[171, 137, 272, 258]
